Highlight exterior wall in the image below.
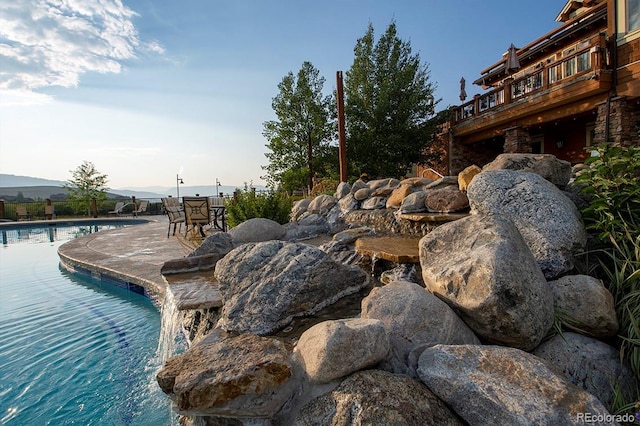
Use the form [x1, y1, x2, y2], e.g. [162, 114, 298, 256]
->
[450, 138, 504, 175]
[504, 127, 532, 153]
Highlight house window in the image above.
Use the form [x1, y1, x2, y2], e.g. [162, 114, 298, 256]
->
[629, 0, 640, 32]
[577, 51, 591, 72]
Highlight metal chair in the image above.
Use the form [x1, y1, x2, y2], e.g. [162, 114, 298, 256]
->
[161, 198, 185, 237]
[183, 196, 211, 238]
[16, 206, 32, 221]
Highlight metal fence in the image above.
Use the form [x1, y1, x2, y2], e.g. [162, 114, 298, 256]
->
[0, 198, 164, 221]
[0, 196, 234, 221]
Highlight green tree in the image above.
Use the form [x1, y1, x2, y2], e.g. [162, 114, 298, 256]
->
[262, 61, 336, 191]
[63, 161, 109, 215]
[345, 21, 438, 179]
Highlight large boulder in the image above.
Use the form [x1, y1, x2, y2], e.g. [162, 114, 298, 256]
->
[157, 331, 294, 417]
[283, 214, 330, 241]
[291, 198, 311, 221]
[533, 332, 638, 408]
[386, 184, 413, 209]
[337, 193, 358, 215]
[361, 196, 387, 210]
[228, 217, 286, 244]
[294, 318, 390, 383]
[467, 169, 586, 278]
[334, 181, 351, 199]
[361, 280, 479, 375]
[189, 232, 234, 257]
[419, 213, 554, 350]
[458, 164, 482, 192]
[417, 344, 615, 425]
[353, 187, 371, 201]
[214, 241, 369, 335]
[548, 274, 618, 338]
[307, 195, 337, 214]
[483, 153, 572, 188]
[425, 188, 469, 213]
[292, 370, 463, 425]
[398, 191, 428, 214]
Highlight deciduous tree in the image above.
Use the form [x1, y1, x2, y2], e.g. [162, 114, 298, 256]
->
[262, 61, 336, 192]
[63, 161, 109, 215]
[345, 21, 438, 179]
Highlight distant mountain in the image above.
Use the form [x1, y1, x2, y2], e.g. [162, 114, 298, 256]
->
[0, 174, 266, 201]
[0, 174, 66, 187]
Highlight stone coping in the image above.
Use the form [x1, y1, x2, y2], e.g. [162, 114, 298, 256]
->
[396, 212, 469, 222]
[355, 236, 422, 263]
[56, 217, 190, 306]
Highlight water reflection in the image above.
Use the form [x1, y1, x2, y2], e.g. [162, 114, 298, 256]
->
[1, 225, 123, 246]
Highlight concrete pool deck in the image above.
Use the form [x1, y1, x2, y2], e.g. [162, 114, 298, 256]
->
[56, 216, 192, 303]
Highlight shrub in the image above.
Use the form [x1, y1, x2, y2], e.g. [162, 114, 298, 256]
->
[225, 185, 293, 228]
[575, 143, 640, 412]
[575, 143, 640, 243]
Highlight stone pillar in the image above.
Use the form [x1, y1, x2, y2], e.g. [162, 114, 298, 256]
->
[503, 126, 532, 153]
[594, 97, 640, 146]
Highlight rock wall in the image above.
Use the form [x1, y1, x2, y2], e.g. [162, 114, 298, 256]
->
[158, 154, 637, 425]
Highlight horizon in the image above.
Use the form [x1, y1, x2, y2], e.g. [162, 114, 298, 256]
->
[0, 1, 561, 188]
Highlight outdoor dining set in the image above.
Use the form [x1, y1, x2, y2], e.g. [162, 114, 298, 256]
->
[161, 196, 227, 238]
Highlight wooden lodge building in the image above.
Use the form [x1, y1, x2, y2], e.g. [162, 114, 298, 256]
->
[423, 0, 640, 176]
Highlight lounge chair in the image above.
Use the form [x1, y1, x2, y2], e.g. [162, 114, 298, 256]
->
[108, 202, 125, 215]
[45, 205, 55, 220]
[133, 201, 148, 216]
[16, 206, 32, 221]
[162, 197, 185, 237]
[183, 196, 211, 237]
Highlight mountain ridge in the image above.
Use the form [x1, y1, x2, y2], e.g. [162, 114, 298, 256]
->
[0, 174, 263, 200]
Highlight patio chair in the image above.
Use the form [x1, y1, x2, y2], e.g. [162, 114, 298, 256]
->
[108, 202, 125, 215]
[133, 201, 148, 216]
[45, 205, 55, 220]
[16, 206, 32, 221]
[183, 196, 211, 238]
[162, 197, 185, 237]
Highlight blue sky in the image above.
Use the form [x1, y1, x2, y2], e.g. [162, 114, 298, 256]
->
[0, 1, 561, 189]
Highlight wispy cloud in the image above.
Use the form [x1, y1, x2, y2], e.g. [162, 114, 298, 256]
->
[0, 0, 163, 105]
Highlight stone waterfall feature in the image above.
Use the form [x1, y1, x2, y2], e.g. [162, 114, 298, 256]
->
[154, 155, 636, 425]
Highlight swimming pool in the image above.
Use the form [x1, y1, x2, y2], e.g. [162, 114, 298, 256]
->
[0, 225, 176, 425]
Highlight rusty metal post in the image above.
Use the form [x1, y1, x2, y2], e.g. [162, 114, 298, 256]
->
[336, 71, 348, 182]
[91, 198, 98, 218]
[0, 199, 4, 220]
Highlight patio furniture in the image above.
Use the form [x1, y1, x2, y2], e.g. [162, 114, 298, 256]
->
[45, 205, 55, 220]
[208, 197, 227, 231]
[133, 201, 148, 216]
[161, 197, 185, 237]
[16, 206, 32, 221]
[183, 196, 211, 238]
[108, 202, 126, 215]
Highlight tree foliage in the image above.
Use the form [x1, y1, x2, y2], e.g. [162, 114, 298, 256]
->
[344, 21, 438, 179]
[63, 161, 109, 215]
[262, 61, 336, 191]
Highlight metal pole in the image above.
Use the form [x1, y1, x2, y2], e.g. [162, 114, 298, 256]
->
[336, 71, 348, 182]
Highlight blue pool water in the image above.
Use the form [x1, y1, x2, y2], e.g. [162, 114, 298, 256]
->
[0, 225, 175, 425]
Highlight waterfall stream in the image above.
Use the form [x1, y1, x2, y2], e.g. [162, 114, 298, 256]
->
[156, 288, 186, 365]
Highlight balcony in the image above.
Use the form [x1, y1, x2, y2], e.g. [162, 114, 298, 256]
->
[451, 3, 611, 143]
[452, 44, 611, 141]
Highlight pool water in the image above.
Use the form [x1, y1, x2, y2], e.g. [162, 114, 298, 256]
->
[0, 226, 175, 425]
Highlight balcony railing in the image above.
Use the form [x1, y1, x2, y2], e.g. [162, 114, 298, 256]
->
[453, 43, 604, 124]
